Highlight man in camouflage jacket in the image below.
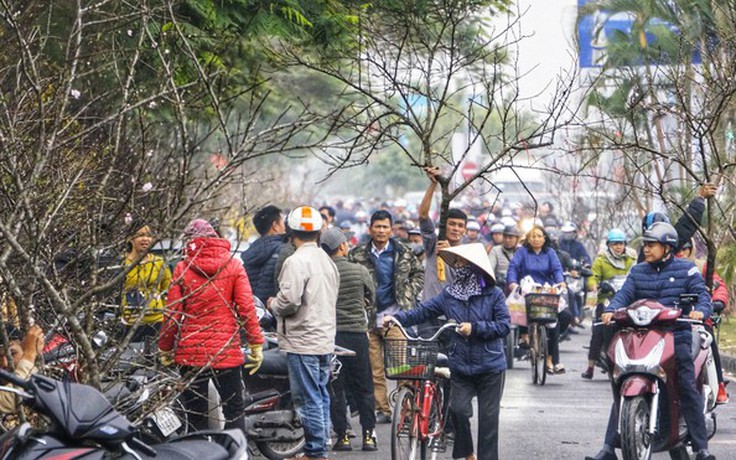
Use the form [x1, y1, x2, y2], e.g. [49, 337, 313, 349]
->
[349, 210, 424, 421]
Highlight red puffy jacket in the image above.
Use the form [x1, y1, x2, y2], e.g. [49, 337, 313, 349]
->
[159, 237, 264, 369]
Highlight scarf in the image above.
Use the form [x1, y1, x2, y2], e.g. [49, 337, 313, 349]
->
[445, 265, 482, 301]
[604, 247, 630, 270]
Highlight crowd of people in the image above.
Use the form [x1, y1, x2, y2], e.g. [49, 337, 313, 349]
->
[0, 169, 729, 460]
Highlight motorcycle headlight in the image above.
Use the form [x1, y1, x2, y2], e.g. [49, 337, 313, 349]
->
[627, 306, 660, 326]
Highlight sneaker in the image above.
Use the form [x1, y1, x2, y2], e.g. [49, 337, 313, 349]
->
[717, 382, 729, 404]
[362, 430, 378, 451]
[376, 412, 392, 424]
[581, 368, 594, 380]
[332, 434, 352, 451]
[695, 449, 716, 460]
[554, 363, 566, 374]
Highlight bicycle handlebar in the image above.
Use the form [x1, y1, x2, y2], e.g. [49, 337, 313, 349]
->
[385, 318, 459, 341]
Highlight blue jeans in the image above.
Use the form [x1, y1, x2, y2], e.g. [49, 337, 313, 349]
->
[287, 353, 332, 458]
[604, 328, 707, 452]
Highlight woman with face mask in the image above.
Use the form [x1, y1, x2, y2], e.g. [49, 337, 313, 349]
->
[581, 228, 636, 380]
[383, 243, 510, 460]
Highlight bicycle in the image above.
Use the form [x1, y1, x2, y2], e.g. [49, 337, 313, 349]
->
[525, 290, 563, 386]
[383, 318, 458, 460]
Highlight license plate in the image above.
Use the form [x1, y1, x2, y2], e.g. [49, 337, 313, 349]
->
[151, 407, 182, 438]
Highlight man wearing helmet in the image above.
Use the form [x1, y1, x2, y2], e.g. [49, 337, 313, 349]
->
[559, 221, 591, 265]
[581, 228, 636, 380]
[488, 223, 505, 248]
[269, 206, 340, 460]
[586, 222, 715, 460]
[487, 225, 521, 288]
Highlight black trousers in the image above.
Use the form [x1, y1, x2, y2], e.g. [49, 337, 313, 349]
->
[180, 366, 246, 432]
[450, 370, 505, 460]
[330, 331, 375, 436]
[588, 303, 614, 362]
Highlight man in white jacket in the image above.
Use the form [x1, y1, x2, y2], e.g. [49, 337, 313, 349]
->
[270, 206, 339, 460]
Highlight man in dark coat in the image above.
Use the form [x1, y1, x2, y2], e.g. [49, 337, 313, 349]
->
[241, 205, 286, 303]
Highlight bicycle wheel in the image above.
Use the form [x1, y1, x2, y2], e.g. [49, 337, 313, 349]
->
[539, 325, 548, 386]
[529, 323, 540, 385]
[392, 386, 425, 460]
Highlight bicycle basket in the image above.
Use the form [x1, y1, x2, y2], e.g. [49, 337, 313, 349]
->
[383, 338, 439, 380]
[525, 293, 559, 323]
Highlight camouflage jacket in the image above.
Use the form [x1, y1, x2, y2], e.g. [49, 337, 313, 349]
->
[349, 238, 424, 311]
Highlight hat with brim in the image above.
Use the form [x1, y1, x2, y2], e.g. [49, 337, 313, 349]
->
[439, 243, 495, 283]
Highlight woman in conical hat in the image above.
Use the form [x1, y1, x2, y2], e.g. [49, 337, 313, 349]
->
[383, 243, 510, 460]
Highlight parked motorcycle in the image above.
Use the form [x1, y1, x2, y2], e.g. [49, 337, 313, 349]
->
[0, 367, 248, 459]
[604, 296, 718, 460]
[42, 325, 187, 444]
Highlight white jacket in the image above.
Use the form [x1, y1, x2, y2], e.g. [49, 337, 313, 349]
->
[272, 242, 339, 355]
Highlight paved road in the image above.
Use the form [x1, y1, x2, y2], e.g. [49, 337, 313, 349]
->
[256, 322, 736, 459]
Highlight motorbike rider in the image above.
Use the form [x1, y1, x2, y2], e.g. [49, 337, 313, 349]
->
[487, 225, 520, 291]
[558, 221, 591, 327]
[489, 223, 505, 248]
[587, 222, 715, 460]
[581, 228, 636, 380]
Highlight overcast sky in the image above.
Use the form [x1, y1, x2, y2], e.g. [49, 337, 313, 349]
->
[504, 0, 581, 105]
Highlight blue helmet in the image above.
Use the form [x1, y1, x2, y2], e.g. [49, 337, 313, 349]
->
[641, 212, 669, 233]
[606, 228, 627, 243]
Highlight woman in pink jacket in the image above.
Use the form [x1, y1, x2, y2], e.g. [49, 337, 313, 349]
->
[159, 219, 264, 432]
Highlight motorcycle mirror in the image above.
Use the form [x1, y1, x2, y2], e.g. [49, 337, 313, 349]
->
[92, 330, 108, 348]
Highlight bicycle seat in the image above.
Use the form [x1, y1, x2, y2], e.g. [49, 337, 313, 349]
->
[436, 353, 449, 367]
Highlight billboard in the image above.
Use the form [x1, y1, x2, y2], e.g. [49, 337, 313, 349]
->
[577, 0, 700, 68]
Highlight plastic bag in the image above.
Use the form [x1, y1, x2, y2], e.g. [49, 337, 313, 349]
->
[507, 291, 527, 327]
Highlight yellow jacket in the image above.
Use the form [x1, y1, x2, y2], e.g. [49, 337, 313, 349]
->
[121, 256, 172, 325]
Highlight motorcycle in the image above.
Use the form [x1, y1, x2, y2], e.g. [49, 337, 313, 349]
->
[604, 295, 718, 460]
[41, 324, 187, 444]
[0, 367, 248, 459]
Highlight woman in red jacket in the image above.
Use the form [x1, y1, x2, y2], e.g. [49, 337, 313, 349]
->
[159, 219, 264, 431]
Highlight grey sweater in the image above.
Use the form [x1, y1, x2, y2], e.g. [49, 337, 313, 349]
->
[332, 257, 375, 333]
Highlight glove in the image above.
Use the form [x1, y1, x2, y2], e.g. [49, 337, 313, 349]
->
[713, 300, 726, 314]
[159, 349, 174, 367]
[244, 344, 264, 375]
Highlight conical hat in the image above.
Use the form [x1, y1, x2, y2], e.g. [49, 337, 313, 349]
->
[439, 243, 495, 282]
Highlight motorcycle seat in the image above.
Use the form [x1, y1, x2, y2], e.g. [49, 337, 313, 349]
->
[437, 353, 449, 367]
[145, 439, 229, 459]
[259, 349, 289, 376]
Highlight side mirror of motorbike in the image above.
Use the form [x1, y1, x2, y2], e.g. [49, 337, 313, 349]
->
[92, 331, 108, 348]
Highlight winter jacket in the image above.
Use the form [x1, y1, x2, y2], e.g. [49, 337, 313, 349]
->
[121, 255, 172, 325]
[702, 264, 728, 306]
[487, 245, 516, 284]
[587, 248, 637, 299]
[394, 286, 510, 376]
[350, 238, 424, 312]
[333, 257, 375, 333]
[241, 234, 285, 303]
[506, 246, 565, 287]
[159, 238, 264, 369]
[638, 197, 706, 262]
[559, 239, 591, 265]
[271, 242, 339, 355]
[606, 256, 712, 318]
